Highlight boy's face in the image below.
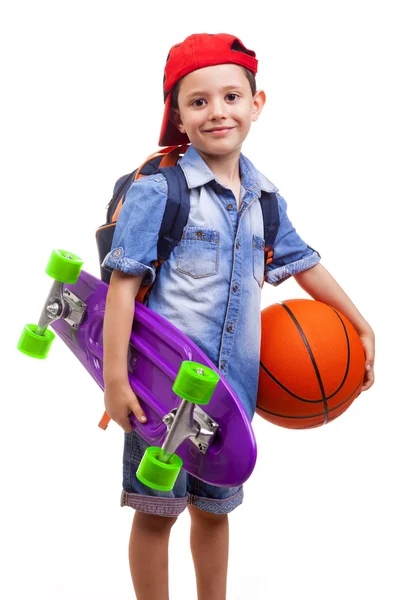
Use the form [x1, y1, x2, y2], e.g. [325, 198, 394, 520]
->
[171, 63, 265, 157]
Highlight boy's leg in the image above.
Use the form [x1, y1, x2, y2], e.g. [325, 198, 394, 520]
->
[129, 512, 177, 600]
[188, 504, 229, 600]
[121, 431, 189, 598]
[187, 478, 244, 600]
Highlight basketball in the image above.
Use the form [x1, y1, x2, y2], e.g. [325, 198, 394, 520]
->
[256, 299, 365, 429]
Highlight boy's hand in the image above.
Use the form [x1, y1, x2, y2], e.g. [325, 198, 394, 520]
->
[359, 328, 375, 392]
[104, 382, 147, 433]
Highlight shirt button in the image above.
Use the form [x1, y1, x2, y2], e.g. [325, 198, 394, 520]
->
[233, 283, 238, 292]
[227, 324, 232, 333]
[113, 248, 122, 258]
[196, 230, 205, 238]
[221, 361, 225, 371]
[235, 241, 240, 249]
[227, 203, 233, 211]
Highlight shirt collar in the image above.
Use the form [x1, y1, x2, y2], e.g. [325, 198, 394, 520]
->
[178, 144, 279, 195]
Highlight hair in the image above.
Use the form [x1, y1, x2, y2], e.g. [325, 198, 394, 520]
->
[170, 67, 257, 110]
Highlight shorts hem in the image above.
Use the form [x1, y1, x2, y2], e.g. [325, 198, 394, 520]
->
[188, 486, 244, 514]
[120, 491, 188, 517]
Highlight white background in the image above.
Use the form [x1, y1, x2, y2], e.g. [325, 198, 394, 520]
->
[1, 0, 399, 598]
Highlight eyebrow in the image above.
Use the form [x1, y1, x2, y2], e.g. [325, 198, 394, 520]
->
[185, 84, 245, 100]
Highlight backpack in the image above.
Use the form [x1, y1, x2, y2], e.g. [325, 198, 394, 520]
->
[96, 145, 280, 303]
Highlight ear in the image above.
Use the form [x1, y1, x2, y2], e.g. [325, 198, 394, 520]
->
[251, 90, 266, 122]
[170, 108, 186, 134]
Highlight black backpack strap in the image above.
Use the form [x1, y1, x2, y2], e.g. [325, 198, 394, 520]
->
[157, 165, 191, 261]
[259, 191, 280, 269]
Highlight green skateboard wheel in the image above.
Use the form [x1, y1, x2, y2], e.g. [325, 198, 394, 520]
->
[17, 324, 55, 359]
[45, 249, 83, 284]
[136, 447, 183, 491]
[172, 360, 220, 405]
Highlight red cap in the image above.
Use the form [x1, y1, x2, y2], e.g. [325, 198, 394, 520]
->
[159, 33, 258, 147]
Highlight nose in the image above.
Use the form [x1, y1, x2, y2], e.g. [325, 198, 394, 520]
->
[208, 97, 227, 121]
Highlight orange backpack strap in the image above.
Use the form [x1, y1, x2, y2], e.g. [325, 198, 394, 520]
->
[110, 148, 182, 221]
[134, 145, 188, 180]
[136, 283, 153, 305]
[135, 261, 163, 304]
[158, 144, 189, 168]
[264, 245, 274, 265]
[109, 146, 188, 226]
[98, 411, 111, 430]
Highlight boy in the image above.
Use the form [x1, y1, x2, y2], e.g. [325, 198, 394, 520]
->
[102, 33, 375, 600]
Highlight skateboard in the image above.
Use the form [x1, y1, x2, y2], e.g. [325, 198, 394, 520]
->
[18, 250, 257, 491]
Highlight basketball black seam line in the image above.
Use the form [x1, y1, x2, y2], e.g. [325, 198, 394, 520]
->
[329, 307, 351, 399]
[259, 362, 322, 403]
[279, 302, 329, 424]
[256, 375, 363, 419]
[294, 407, 355, 430]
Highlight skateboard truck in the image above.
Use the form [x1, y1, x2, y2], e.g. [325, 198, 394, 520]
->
[36, 282, 86, 335]
[136, 362, 220, 491]
[162, 401, 219, 457]
[17, 250, 85, 359]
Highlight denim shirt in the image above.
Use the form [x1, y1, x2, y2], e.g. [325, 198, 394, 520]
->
[102, 145, 320, 419]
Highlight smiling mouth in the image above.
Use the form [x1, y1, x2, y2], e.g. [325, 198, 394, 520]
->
[204, 127, 234, 132]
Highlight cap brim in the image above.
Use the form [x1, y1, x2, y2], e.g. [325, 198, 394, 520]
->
[158, 93, 190, 147]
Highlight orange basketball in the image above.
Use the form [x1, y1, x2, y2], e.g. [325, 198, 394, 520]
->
[256, 299, 365, 429]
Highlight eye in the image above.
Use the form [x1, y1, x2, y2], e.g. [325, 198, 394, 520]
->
[226, 93, 239, 102]
[192, 98, 206, 107]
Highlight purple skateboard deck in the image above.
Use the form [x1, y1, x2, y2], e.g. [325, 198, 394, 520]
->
[51, 270, 257, 487]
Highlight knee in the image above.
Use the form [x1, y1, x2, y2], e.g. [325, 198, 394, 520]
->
[134, 511, 178, 533]
[188, 504, 228, 524]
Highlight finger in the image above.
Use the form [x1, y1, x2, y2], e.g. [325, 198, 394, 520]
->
[129, 401, 147, 424]
[362, 340, 374, 367]
[361, 369, 374, 392]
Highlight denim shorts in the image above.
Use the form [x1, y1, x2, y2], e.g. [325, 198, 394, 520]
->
[120, 430, 244, 517]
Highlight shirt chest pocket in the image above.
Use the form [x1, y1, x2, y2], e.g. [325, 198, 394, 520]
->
[177, 227, 219, 278]
[252, 234, 265, 287]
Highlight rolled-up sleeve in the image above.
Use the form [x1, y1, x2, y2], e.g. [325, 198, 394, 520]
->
[266, 193, 321, 287]
[102, 174, 168, 286]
